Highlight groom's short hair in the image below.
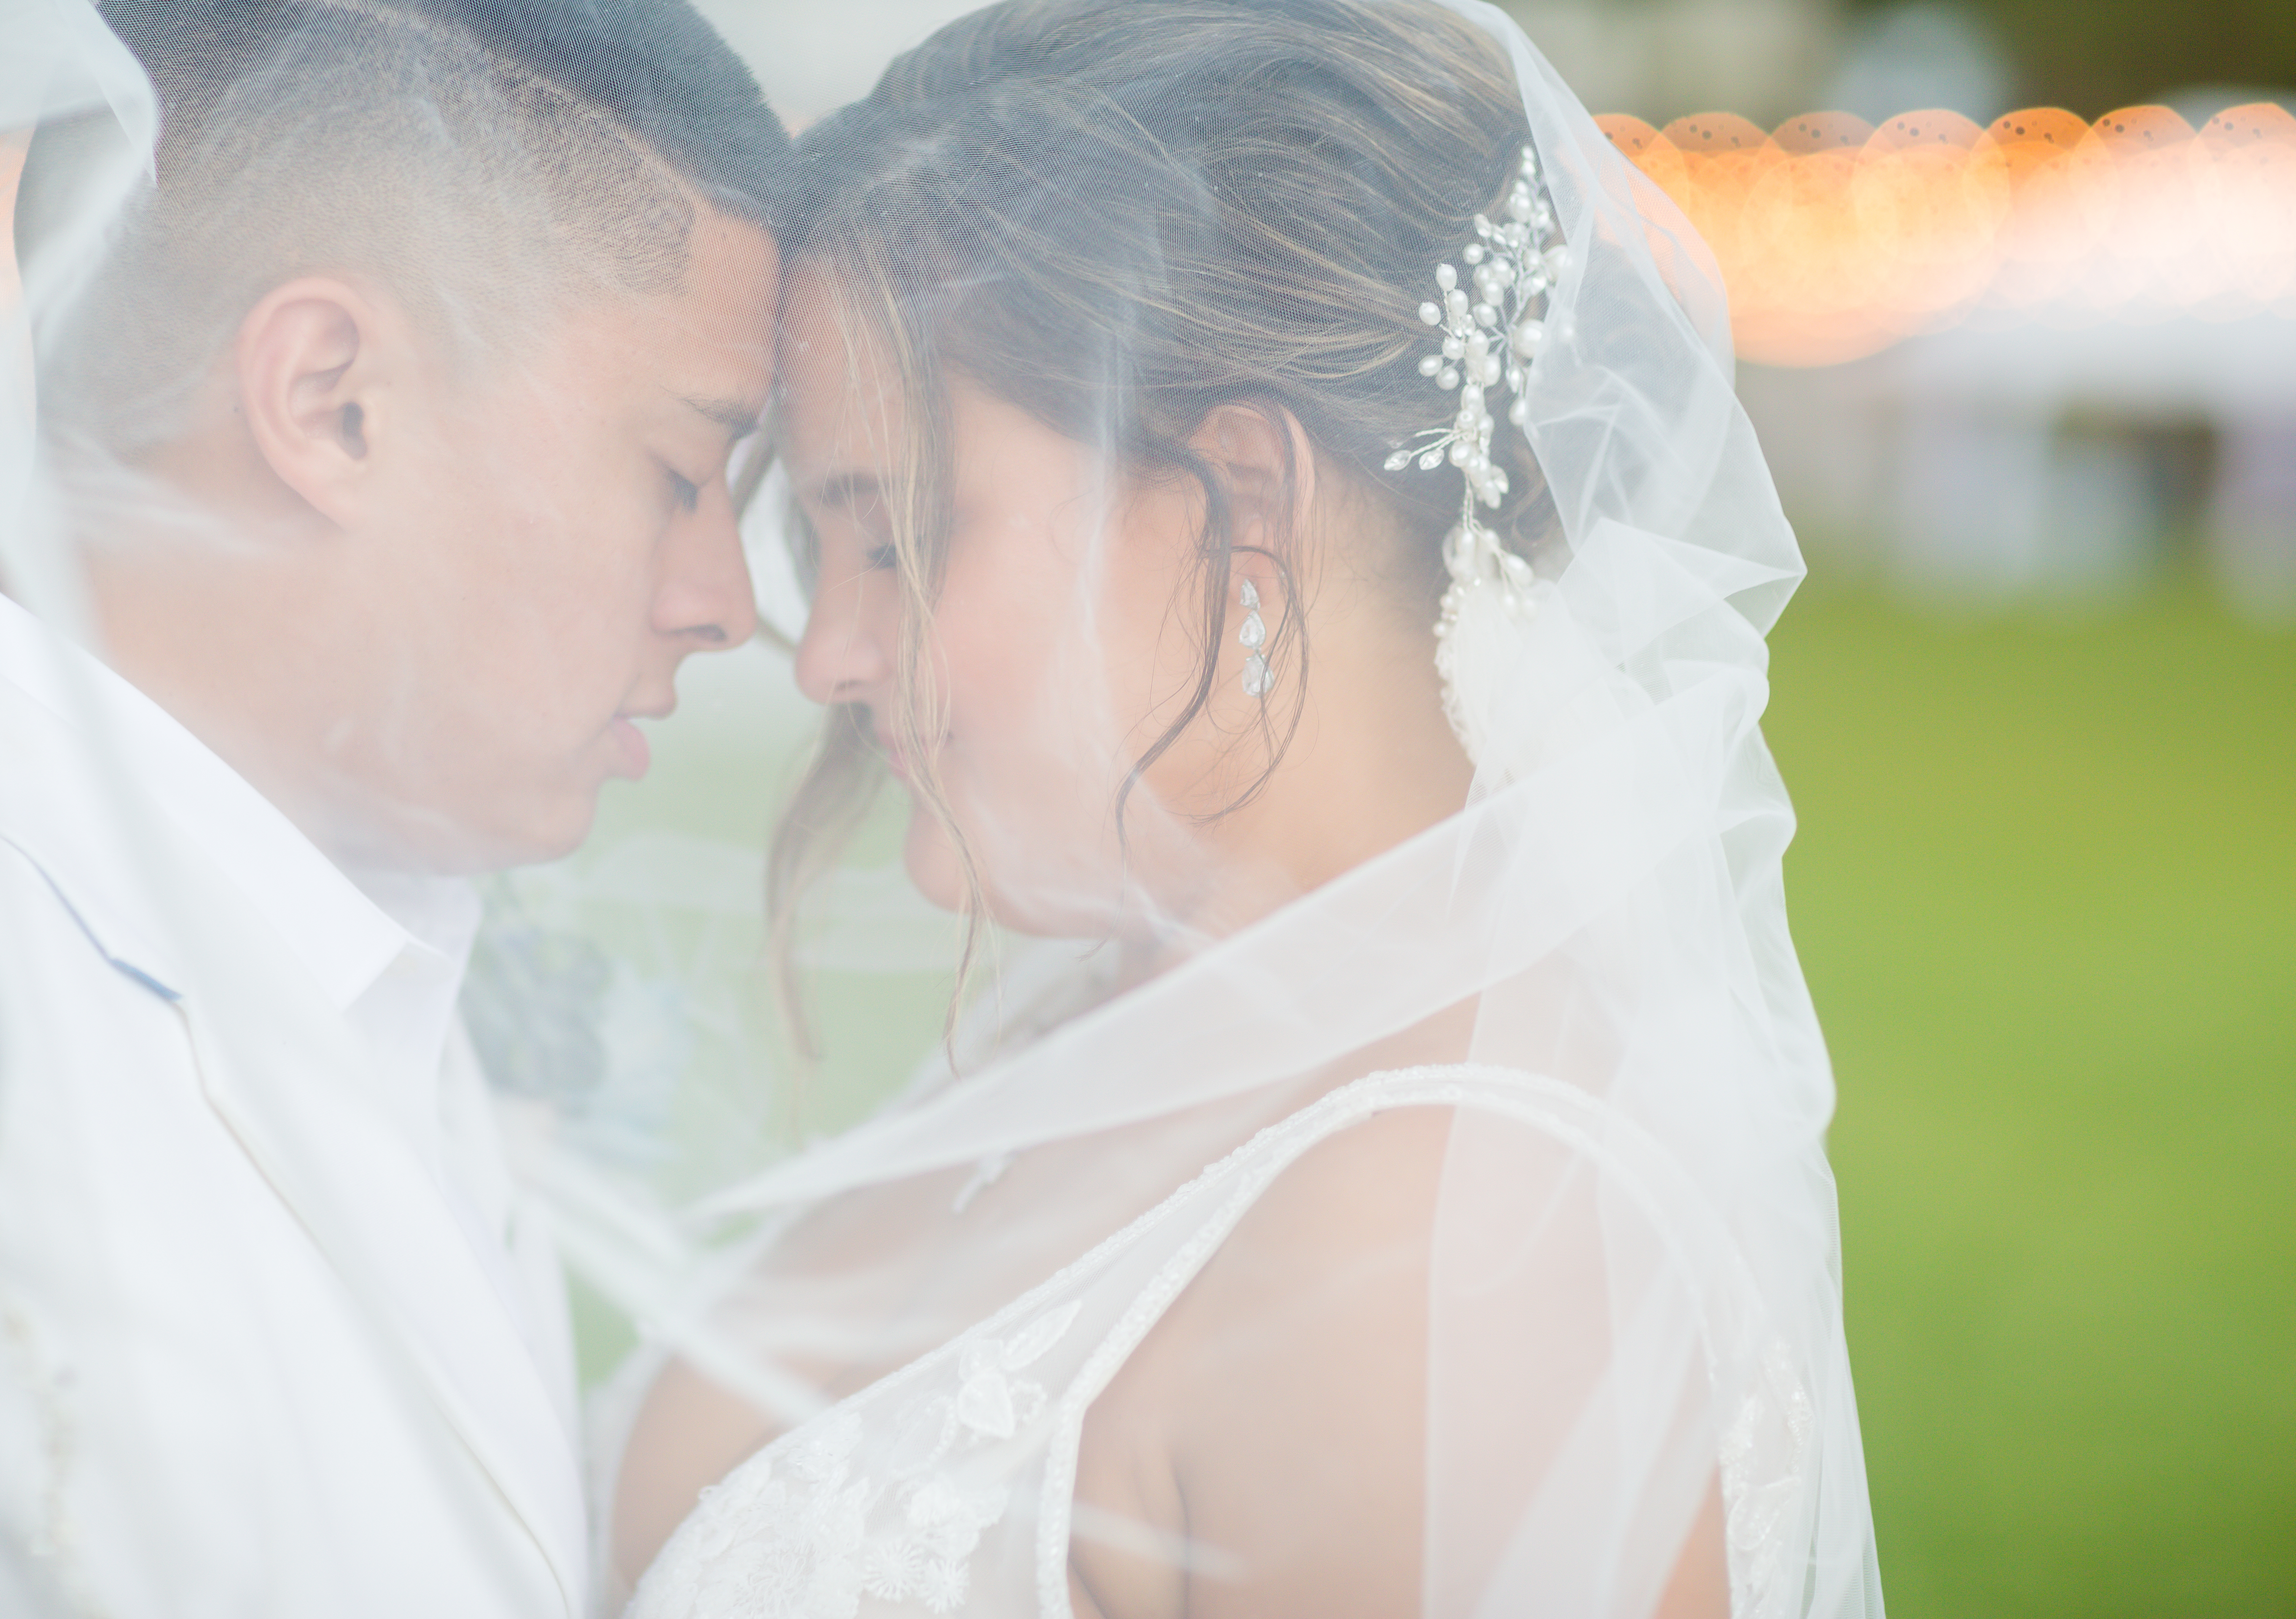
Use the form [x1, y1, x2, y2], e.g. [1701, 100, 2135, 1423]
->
[30, 0, 790, 454]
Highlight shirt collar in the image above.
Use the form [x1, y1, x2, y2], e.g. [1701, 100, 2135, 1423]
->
[0, 590, 468, 1021]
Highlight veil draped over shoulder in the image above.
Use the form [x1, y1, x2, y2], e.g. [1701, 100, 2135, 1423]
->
[0, 0, 1883, 1615]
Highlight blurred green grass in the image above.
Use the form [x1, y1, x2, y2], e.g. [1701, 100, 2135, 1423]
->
[1764, 585, 2296, 1619]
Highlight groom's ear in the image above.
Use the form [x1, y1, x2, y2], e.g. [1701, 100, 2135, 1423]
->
[235, 277, 399, 526]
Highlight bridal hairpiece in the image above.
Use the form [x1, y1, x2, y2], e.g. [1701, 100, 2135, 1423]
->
[1385, 145, 1567, 770]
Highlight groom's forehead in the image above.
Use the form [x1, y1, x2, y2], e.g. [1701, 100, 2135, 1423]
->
[529, 218, 778, 422]
[631, 214, 780, 386]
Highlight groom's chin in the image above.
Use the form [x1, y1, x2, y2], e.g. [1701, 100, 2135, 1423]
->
[497, 791, 607, 873]
[361, 785, 606, 878]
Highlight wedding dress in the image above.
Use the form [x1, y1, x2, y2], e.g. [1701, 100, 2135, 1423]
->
[623, 1067, 1820, 1619]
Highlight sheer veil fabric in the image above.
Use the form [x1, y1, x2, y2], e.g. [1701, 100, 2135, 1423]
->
[595, 4, 1882, 1619]
[0, 0, 1885, 1614]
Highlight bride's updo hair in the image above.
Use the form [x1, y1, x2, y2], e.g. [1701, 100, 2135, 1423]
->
[771, 0, 1557, 1023]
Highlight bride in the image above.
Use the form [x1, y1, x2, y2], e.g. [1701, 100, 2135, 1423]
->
[601, 1, 1882, 1615]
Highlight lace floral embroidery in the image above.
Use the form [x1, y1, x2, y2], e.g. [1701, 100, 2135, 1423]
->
[633, 1302, 1081, 1619]
[1718, 1336, 1815, 1619]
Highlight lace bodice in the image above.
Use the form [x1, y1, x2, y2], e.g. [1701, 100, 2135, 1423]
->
[625, 1066, 1811, 1619]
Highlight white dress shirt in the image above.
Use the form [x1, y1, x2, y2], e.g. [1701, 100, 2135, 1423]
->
[0, 592, 586, 1617]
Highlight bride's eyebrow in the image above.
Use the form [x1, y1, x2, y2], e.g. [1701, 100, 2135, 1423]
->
[806, 470, 887, 511]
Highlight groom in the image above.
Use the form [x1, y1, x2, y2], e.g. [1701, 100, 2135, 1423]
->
[0, 0, 784, 1614]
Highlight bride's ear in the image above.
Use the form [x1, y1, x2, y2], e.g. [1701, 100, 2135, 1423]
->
[1186, 401, 1318, 569]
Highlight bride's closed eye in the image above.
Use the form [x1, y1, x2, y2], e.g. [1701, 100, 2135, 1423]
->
[802, 470, 899, 570]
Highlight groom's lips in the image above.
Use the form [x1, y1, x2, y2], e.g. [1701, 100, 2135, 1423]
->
[609, 705, 671, 780]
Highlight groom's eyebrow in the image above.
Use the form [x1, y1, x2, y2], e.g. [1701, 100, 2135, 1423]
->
[682, 395, 766, 438]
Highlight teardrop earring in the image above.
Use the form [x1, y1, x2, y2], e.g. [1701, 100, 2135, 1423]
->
[1237, 578, 1271, 698]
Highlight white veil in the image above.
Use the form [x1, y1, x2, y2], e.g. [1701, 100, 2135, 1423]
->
[0, 0, 1882, 1615]
[589, 4, 1882, 1618]
[3, 0, 151, 605]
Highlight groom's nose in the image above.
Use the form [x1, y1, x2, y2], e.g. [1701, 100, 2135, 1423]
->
[653, 479, 760, 651]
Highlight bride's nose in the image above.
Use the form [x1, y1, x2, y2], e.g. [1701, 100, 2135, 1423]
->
[793, 565, 896, 707]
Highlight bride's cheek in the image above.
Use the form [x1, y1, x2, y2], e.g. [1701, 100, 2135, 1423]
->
[900, 801, 968, 913]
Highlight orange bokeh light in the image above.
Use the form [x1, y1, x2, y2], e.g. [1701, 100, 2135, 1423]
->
[1596, 103, 2296, 366]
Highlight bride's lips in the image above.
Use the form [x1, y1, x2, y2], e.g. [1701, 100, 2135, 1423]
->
[874, 726, 928, 785]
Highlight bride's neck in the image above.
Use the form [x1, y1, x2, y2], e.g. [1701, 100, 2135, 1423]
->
[1119, 593, 1473, 988]
[1217, 591, 1469, 887]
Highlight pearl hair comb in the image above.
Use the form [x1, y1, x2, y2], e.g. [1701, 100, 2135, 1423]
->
[1386, 145, 1568, 768]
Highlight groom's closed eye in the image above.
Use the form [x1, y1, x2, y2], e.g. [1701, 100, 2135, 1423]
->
[680, 393, 767, 447]
[661, 393, 768, 506]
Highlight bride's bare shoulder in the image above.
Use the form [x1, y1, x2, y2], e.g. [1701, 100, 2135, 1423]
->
[1208, 1096, 1457, 1277]
[1072, 1101, 1454, 1619]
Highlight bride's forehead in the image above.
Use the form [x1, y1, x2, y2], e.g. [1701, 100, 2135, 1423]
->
[778, 285, 904, 446]
[777, 299, 1093, 485]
